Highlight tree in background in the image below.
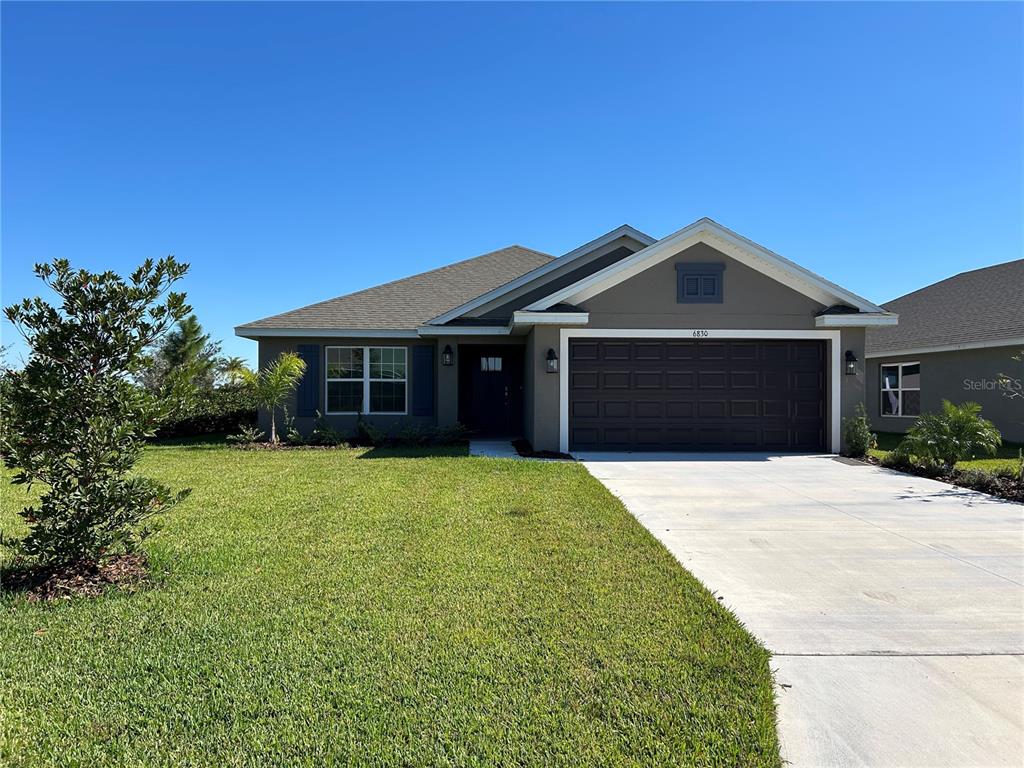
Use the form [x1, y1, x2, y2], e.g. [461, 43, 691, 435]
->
[231, 353, 306, 444]
[1, 257, 193, 567]
[139, 313, 222, 394]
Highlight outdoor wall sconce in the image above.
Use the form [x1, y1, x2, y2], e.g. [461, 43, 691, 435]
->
[546, 348, 559, 374]
[845, 350, 858, 376]
[441, 344, 454, 367]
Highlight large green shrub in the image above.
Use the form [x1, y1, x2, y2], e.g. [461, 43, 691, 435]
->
[156, 384, 258, 438]
[841, 403, 877, 458]
[900, 400, 1002, 471]
[1, 258, 193, 566]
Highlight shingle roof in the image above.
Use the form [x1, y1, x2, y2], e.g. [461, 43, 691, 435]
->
[866, 259, 1024, 355]
[237, 246, 554, 331]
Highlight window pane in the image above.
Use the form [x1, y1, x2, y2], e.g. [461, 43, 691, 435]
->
[881, 390, 898, 415]
[327, 381, 362, 412]
[902, 390, 921, 416]
[901, 364, 920, 389]
[684, 276, 700, 296]
[881, 365, 900, 390]
[370, 348, 406, 380]
[701, 276, 717, 296]
[327, 347, 362, 379]
[492, 357, 502, 372]
[370, 381, 405, 413]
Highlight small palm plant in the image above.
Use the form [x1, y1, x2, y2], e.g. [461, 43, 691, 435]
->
[230, 353, 306, 444]
[901, 400, 1002, 472]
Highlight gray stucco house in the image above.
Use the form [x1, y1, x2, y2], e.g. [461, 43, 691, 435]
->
[236, 218, 896, 453]
[865, 259, 1024, 443]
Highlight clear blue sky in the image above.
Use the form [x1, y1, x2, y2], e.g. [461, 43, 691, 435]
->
[2, 2, 1021, 367]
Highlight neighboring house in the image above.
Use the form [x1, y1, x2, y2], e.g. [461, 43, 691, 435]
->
[865, 259, 1024, 443]
[236, 218, 895, 453]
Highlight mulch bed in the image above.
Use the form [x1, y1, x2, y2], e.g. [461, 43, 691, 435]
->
[511, 438, 575, 461]
[1, 553, 149, 602]
[865, 456, 1024, 504]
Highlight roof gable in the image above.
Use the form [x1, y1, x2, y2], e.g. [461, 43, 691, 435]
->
[523, 218, 887, 316]
[427, 224, 655, 325]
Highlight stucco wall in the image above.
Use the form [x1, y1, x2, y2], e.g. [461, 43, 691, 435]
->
[867, 345, 1024, 443]
[521, 242, 869, 453]
[256, 336, 438, 438]
[581, 242, 824, 330]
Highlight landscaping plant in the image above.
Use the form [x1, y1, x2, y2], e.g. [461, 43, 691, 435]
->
[1, 257, 193, 567]
[900, 400, 1002, 472]
[229, 353, 306, 443]
[841, 403, 876, 458]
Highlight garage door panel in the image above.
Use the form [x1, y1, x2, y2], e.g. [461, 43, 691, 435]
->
[571, 342, 599, 361]
[666, 342, 696, 360]
[603, 401, 630, 418]
[698, 343, 727, 360]
[634, 372, 662, 388]
[634, 343, 663, 360]
[666, 401, 695, 418]
[699, 371, 727, 388]
[603, 371, 630, 388]
[572, 371, 599, 389]
[569, 339, 826, 452]
[666, 372, 695, 389]
[731, 371, 759, 388]
[634, 401, 662, 418]
[603, 343, 631, 360]
[730, 400, 759, 417]
[572, 400, 599, 418]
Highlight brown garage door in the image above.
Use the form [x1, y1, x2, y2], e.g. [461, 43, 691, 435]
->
[569, 338, 825, 452]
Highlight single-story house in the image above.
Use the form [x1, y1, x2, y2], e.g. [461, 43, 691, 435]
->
[236, 218, 897, 453]
[865, 259, 1024, 443]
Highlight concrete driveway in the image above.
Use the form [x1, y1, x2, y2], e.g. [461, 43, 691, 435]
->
[579, 453, 1024, 768]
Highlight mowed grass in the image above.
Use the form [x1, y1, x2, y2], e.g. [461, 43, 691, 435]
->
[0, 443, 780, 768]
[869, 431, 1024, 473]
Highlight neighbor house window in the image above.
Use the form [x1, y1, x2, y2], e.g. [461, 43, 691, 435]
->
[326, 346, 407, 414]
[880, 362, 920, 417]
[676, 262, 725, 303]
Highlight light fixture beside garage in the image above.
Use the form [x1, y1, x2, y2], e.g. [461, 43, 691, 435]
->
[546, 348, 559, 373]
[441, 344, 454, 367]
[845, 350, 858, 375]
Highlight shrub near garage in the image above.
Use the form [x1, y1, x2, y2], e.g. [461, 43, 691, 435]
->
[900, 400, 1002, 472]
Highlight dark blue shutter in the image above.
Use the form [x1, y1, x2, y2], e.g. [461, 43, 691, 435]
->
[296, 344, 320, 417]
[411, 345, 435, 417]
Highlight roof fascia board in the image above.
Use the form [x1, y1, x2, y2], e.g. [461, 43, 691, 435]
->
[235, 327, 420, 339]
[815, 313, 899, 327]
[415, 325, 512, 336]
[525, 219, 885, 314]
[512, 311, 589, 326]
[425, 225, 655, 326]
[865, 337, 1024, 359]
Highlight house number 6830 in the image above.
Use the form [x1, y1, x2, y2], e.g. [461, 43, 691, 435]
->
[692, 330, 709, 338]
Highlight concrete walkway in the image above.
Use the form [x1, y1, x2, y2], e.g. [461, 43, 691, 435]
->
[578, 453, 1024, 768]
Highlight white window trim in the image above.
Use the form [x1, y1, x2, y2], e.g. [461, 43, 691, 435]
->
[325, 346, 408, 416]
[880, 361, 920, 418]
[558, 328, 842, 454]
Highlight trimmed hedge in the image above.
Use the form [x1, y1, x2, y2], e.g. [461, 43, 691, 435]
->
[157, 385, 258, 438]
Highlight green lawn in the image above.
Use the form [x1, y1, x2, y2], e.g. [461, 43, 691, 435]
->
[0, 443, 780, 767]
[869, 432, 1024, 473]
